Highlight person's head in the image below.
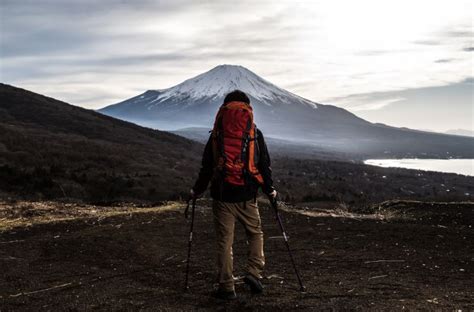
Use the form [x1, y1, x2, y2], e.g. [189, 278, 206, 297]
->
[223, 90, 250, 105]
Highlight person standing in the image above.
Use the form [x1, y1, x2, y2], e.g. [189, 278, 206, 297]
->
[191, 90, 277, 300]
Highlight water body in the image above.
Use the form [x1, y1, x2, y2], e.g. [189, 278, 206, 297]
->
[364, 159, 474, 176]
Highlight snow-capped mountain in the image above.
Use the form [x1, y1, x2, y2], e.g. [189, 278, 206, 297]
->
[149, 64, 316, 108]
[99, 65, 367, 136]
[99, 65, 474, 158]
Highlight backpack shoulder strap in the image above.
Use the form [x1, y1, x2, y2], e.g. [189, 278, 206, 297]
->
[211, 106, 226, 170]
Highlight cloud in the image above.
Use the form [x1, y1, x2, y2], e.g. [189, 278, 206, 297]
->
[462, 77, 474, 84]
[412, 40, 442, 46]
[412, 25, 472, 49]
[463, 47, 474, 52]
[349, 97, 405, 112]
[355, 50, 395, 56]
[331, 93, 405, 111]
[1, 0, 473, 114]
[329, 79, 473, 131]
[434, 58, 454, 63]
[329, 76, 473, 110]
[444, 30, 474, 38]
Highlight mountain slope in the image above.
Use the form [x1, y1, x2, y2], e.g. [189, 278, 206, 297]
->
[445, 129, 474, 137]
[99, 65, 474, 158]
[0, 83, 202, 201]
[99, 65, 369, 133]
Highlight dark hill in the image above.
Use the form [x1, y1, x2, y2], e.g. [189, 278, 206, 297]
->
[0, 83, 202, 202]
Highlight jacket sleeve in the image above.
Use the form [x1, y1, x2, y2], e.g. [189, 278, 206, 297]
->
[256, 129, 274, 194]
[192, 134, 214, 195]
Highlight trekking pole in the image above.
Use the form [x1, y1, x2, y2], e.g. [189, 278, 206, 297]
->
[269, 196, 306, 292]
[184, 197, 196, 291]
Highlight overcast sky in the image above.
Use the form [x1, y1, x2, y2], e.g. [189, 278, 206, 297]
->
[1, 0, 472, 132]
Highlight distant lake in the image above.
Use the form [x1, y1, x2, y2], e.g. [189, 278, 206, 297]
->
[364, 159, 474, 176]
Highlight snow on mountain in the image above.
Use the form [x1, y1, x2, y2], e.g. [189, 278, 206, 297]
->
[147, 64, 317, 108]
[99, 64, 371, 134]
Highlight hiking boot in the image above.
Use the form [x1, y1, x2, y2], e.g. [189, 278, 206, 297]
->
[212, 288, 237, 300]
[244, 274, 264, 294]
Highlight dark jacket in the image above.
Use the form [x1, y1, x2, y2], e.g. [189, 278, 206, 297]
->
[193, 128, 274, 202]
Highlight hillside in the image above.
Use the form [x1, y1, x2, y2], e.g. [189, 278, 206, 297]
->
[1, 84, 473, 206]
[0, 84, 202, 202]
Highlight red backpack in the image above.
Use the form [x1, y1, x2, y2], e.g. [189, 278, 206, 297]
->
[211, 101, 264, 186]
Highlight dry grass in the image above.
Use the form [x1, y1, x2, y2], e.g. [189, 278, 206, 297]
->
[2, 198, 471, 232]
[0, 201, 184, 232]
[277, 200, 403, 221]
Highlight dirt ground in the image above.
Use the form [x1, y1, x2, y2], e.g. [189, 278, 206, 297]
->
[0, 200, 472, 311]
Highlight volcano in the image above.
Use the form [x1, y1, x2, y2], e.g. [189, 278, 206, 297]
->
[99, 65, 474, 158]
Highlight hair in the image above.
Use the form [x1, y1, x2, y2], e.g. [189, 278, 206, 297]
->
[223, 89, 250, 104]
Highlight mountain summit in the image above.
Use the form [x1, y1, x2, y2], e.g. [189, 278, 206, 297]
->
[152, 64, 316, 108]
[99, 64, 360, 133]
[99, 65, 474, 158]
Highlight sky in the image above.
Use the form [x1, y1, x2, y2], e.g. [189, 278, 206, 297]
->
[1, 0, 473, 132]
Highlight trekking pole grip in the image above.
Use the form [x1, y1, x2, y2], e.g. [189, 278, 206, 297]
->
[267, 194, 278, 210]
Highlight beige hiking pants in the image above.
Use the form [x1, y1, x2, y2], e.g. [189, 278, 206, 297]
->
[212, 199, 265, 291]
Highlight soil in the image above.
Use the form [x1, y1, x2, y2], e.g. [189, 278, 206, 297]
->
[0, 200, 472, 311]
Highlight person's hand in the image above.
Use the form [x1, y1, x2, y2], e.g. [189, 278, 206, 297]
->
[190, 189, 196, 200]
[268, 189, 277, 199]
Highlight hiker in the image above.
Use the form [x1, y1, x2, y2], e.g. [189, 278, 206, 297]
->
[191, 90, 277, 300]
